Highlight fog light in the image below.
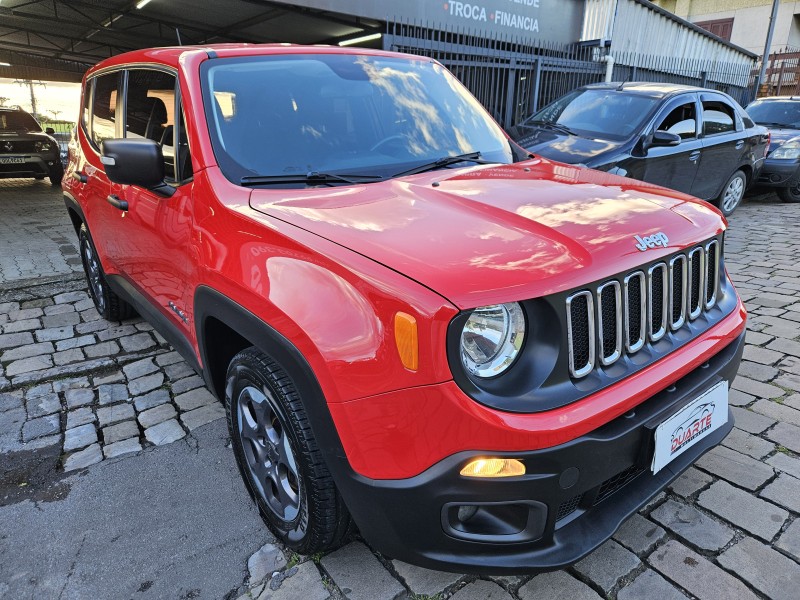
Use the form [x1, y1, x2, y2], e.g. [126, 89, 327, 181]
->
[460, 458, 525, 478]
[457, 505, 479, 522]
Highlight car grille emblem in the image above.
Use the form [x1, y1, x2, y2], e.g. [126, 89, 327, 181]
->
[634, 232, 669, 252]
[2, 141, 12, 152]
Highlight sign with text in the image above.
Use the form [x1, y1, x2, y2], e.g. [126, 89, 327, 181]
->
[290, 0, 585, 45]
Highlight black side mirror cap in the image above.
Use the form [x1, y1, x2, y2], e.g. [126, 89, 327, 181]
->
[650, 130, 682, 147]
[100, 138, 174, 197]
[45, 127, 55, 135]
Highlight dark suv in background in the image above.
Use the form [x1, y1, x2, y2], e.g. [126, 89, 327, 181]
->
[0, 106, 64, 185]
[510, 83, 768, 216]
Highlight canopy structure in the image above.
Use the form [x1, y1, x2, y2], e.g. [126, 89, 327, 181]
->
[0, 0, 383, 83]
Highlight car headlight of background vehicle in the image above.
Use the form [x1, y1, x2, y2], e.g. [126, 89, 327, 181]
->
[34, 141, 53, 152]
[771, 139, 800, 159]
[460, 302, 526, 378]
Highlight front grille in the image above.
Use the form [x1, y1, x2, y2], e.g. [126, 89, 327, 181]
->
[594, 465, 645, 504]
[0, 140, 37, 153]
[566, 240, 721, 378]
[556, 493, 583, 522]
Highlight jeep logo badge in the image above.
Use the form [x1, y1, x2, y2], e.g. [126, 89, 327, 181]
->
[634, 232, 669, 252]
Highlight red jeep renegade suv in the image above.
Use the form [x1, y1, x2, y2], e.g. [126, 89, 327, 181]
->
[63, 45, 746, 573]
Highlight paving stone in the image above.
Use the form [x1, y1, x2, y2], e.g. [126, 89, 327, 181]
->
[721, 427, 775, 459]
[55, 335, 94, 351]
[573, 539, 640, 593]
[44, 303, 76, 316]
[128, 372, 164, 396]
[144, 419, 185, 445]
[25, 382, 53, 398]
[122, 358, 158, 380]
[119, 333, 156, 352]
[668, 465, 713, 498]
[2, 318, 40, 333]
[718, 537, 800, 600]
[63, 443, 103, 471]
[698, 480, 788, 541]
[767, 452, 800, 480]
[519, 571, 599, 600]
[450, 580, 513, 600]
[155, 351, 183, 367]
[786, 393, 800, 409]
[133, 389, 171, 412]
[65, 387, 94, 408]
[164, 361, 194, 381]
[102, 420, 139, 445]
[63, 423, 98, 452]
[75, 320, 109, 335]
[649, 540, 758, 600]
[52, 377, 90, 393]
[103, 437, 142, 459]
[84, 340, 120, 359]
[256, 561, 328, 600]
[733, 360, 779, 381]
[320, 542, 405, 600]
[138, 403, 176, 429]
[732, 376, 786, 399]
[54, 291, 88, 304]
[695, 445, 774, 490]
[651, 499, 734, 551]
[768, 337, 800, 358]
[96, 403, 135, 427]
[180, 403, 225, 431]
[96, 325, 138, 341]
[777, 519, 800, 561]
[392, 560, 462, 597]
[42, 312, 80, 328]
[92, 371, 124, 386]
[247, 542, 287, 584]
[0, 301, 20, 314]
[6, 354, 53, 376]
[746, 330, 775, 345]
[1, 341, 54, 362]
[66, 407, 95, 429]
[488, 575, 526, 591]
[743, 345, 784, 365]
[8, 307, 43, 320]
[731, 405, 777, 434]
[21, 414, 60, 442]
[174, 387, 215, 412]
[761, 473, 800, 513]
[613, 513, 666, 555]
[33, 326, 73, 342]
[0, 407, 25, 451]
[617, 569, 685, 600]
[0, 331, 34, 350]
[765, 421, 800, 453]
[171, 374, 204, 394]
[0, 391, 23, 413]
[53, 348, 84, 366]
[25, 392, 61, 418]
[97, 383, 128, 405]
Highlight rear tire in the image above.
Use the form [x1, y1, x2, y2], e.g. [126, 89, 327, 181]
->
[78, 223, 135, 321]
[226, 347, 353, 554]
[715, 170, 746, 217]
[778, 183, 800, 203]
[49, 163, 64, 186]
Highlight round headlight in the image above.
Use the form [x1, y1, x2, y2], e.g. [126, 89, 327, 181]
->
[460, 302, 526, 378]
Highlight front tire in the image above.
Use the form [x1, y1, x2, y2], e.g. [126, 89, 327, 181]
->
[778, 182, 800, 203]
[78, 223, 135, 321]
[226, 347, 352, 554]
[49, 163, 64, 186]
[716, 170, 746, 216]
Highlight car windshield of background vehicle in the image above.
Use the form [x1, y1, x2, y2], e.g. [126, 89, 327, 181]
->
[0, 111, 41, 132]
[747, 100, 800, 129]
[201, 54, 515, 185]
[523, 89, 660, 142]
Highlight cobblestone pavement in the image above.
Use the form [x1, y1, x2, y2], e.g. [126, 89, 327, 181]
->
[1, 180, 800, 599]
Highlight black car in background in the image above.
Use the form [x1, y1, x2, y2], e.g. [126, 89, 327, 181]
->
[746, 96, 800, 203]
[0, 106, 64, 185]
[509, 83, 769, 216]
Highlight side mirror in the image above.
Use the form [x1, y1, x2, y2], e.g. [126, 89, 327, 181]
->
[650, 130, 681, 147]
[100, 138, 174, 197]
[45, 127, 55, 135]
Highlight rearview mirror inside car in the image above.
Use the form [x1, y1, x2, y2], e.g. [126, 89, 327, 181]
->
[100, 139, 174, 197]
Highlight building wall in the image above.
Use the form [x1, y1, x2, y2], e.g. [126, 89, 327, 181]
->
[652, 0, 800, 54]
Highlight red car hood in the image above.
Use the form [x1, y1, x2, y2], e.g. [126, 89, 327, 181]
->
[249, 159, 725, 308]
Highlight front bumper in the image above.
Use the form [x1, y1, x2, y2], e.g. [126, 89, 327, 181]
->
[757, 157, 800, 187]
[335, 329, 744, 573]
[0, 154, 60, 178]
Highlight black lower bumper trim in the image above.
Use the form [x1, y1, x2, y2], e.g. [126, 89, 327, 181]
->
[333, 330, 745, 574]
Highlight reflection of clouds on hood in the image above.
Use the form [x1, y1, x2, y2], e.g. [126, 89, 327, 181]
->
[546, 136, 617, 159]
[468, 249, 575, 274]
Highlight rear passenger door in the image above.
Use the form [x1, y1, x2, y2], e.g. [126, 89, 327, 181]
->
[692, 95, 742, 200]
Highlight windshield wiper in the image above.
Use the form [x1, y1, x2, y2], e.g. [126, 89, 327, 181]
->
[240, 171, 383, 187]
[391, 152, 494, 178]
[528, 120, 577, 136]
[757, 121, 796, 129]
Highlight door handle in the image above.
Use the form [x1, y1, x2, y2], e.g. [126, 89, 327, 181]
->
[106, 194, 128, 211]
[689, 150, 701, 163]
[735, 140, 744, 150]
[71, 171, 87, 184]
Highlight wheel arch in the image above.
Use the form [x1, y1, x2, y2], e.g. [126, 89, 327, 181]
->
[62, 192, 85, 235]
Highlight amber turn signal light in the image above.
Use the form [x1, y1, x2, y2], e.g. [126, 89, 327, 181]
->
[460, 458, 526, 478]
[394, 312, 419, 371]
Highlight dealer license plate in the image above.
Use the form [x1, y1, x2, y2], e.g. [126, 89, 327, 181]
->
[0, 156, 26, 164]
[651, 381, 728, 474]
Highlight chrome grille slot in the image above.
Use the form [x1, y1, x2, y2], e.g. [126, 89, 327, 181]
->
[624, 272, 646, 353]
[597, 281, 622, 366]
[669, 255, 687, 331]
[566, 291, 595, 378]
[688, 247, 705, 320]
[705, 240, 719, 309]
[648, 263, 668, 341]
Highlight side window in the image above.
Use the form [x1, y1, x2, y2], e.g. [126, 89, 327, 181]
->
[125, 69, 177, 180]
[656, 102, 697, 140]
[91, 72, 120, 148]
[702, 101, 735, 136]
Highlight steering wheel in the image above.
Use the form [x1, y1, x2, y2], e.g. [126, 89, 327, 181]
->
[370, 134, 407, 154]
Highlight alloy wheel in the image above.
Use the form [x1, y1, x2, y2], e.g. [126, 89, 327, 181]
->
[722, 176, 744, 213]
[82, 240, 106, 312]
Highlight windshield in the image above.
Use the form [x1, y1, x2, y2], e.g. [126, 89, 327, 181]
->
[746, 100, 800, 128]
[522, 89, 660, 141]
[201, 54, 514, 184]
[0, 111, 41, 132]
